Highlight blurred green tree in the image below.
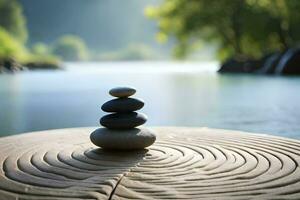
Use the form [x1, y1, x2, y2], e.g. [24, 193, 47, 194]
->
[31, 43, 49, 56]
[0, 27, 26, 60]
[0, 0, 27, 43]
[52, 35, 88, 61]
[146, 0, 300, 60]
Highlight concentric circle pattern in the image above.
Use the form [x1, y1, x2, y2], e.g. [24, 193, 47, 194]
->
[0, 127, 300, 199]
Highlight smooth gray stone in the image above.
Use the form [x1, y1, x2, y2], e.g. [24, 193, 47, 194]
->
[90, 127, 156, 150]
[101, 98, 144, 113]
[109, 87, 136, 98]
[100, 112, 147, 129]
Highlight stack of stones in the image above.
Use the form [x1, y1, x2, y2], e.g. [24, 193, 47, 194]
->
[90, 87, 156, 150]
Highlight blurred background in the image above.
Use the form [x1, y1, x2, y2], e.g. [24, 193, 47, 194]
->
[0, 0, 300, 138]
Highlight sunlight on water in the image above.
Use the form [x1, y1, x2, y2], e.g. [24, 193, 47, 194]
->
[64, 61, 219, 73]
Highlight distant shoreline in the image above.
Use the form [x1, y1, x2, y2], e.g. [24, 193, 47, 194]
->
[0, 58, 62, 73]
[1, 60, 220, 73]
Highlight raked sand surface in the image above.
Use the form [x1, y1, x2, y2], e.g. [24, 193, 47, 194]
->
[0, 127, 300, 199]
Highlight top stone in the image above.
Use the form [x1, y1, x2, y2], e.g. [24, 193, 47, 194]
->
[109, 87, 136, 98]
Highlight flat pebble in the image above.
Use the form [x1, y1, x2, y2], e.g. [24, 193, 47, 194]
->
[90, 127, 156, 150]
[100, 112, 147, 129]
[101, 98, 144, 113]
[109, 87, 136, 98]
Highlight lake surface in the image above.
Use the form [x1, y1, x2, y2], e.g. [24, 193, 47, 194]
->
[0, 61, 300, 139]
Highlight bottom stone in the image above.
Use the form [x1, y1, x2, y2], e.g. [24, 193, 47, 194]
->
[90, 127, 156, 150]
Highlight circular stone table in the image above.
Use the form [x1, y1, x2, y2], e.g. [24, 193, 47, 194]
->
[0, 127, 300, 200]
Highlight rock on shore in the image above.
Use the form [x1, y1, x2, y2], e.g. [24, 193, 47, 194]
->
[218, 47, 300, 75]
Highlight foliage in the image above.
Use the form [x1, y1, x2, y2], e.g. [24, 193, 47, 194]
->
[146, 0, 300, 60]
[52, 35, 88, 61]
[0, 28, 60, 70]
[23, 54, 61, 69]
[0, 0, 27, 43]
[31, 43, 49, 56]
[0, 27, 27, 60]
[0, 1, 62, 70]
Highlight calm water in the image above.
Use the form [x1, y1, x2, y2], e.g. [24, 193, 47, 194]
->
[0, 61, 300, 139]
